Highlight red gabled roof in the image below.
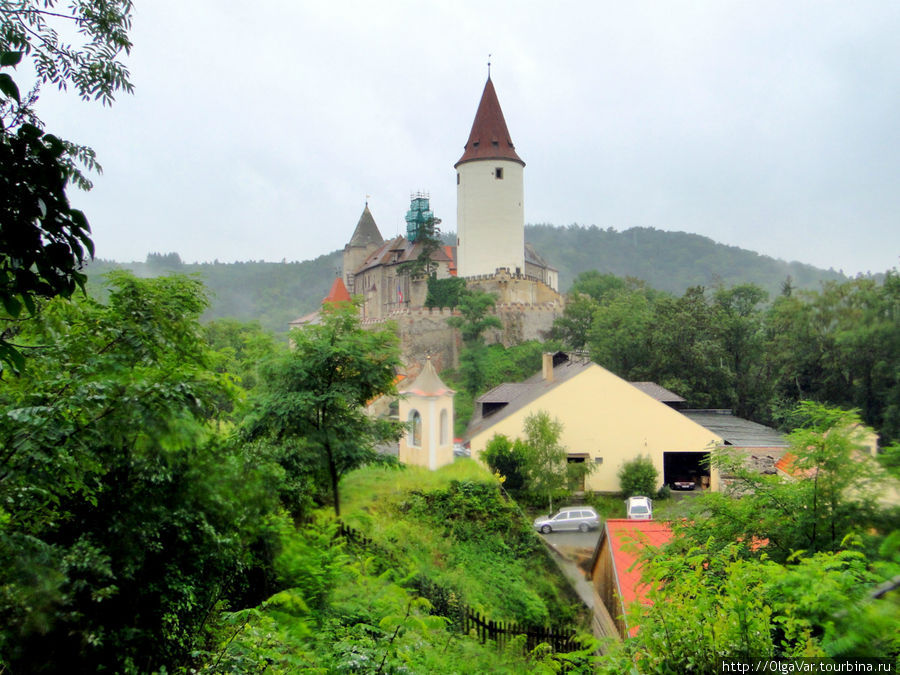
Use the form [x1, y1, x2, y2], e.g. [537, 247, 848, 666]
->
[443, 245, 457, 276]
[455, 77, 524, 168]
[605, 519, 673, 636]
[323, 277, 352, 305]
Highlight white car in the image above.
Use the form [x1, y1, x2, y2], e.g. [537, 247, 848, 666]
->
[625, 496, 653, 520]
[533, 506, 600, 534]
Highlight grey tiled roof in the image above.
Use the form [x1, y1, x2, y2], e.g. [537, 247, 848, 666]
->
[629, 382, 685, 403]
[681, 410, 788, 447]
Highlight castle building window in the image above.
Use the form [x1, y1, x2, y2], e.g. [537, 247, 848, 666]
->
[494, 167, 503, 179]
[457, 173, 460, 185]
[409, 410, 422, 447]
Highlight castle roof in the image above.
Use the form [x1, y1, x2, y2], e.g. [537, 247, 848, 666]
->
[400, 357, 454, 397]
[455, 77, 524, 168]
[323, 277, 352, 304]
[354, 236, 453, 275]
[348, 205, 384, 248]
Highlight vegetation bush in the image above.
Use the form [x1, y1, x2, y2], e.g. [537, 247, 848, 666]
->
[618, 454, 659, 498]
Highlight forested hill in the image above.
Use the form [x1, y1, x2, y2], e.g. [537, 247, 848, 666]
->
[85, 251, 342, 335]
[85, 225, 848, 333]
[525, 224, 847, 295]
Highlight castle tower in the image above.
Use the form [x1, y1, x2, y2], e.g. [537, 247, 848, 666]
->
[398, 357, 455, 470]
[343, 204, 384, 294]
[455, 77, 525, 279]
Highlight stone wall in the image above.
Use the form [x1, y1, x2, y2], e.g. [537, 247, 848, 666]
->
[362, 307, 461, 378]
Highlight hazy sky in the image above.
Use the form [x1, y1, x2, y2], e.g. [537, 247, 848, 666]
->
[30, 1, 900, 276]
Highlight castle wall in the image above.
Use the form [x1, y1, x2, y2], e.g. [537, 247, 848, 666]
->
[362, 307, 461, 377]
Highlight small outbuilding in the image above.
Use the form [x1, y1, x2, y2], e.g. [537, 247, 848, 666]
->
[398, 357, 455, 470]
[588, 518, 673, 640]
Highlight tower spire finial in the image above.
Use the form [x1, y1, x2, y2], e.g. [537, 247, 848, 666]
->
[487, 53, 491, 78]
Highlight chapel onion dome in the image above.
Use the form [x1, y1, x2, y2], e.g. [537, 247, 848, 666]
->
[455, 76, 525, 169]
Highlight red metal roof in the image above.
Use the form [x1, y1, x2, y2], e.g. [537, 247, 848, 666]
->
[605, 519, 673, 636]
[455, 77, 524, 168]
[322, 277, 352, 305]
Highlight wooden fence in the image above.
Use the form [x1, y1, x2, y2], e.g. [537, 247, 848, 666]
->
[335, 521, 579, 654]
[461, 607, 578, 653]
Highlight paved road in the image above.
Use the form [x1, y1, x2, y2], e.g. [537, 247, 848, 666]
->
[538, 528, 600, 552]
[536, 528, 601, 610]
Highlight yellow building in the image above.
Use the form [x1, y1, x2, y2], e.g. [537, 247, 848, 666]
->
[398, 357, 455, 470]
[465, 352, 725, 493]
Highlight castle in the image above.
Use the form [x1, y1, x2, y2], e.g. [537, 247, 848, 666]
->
[335, 75, 565, 373]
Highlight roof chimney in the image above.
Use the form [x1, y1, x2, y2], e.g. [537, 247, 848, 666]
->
[542, 352, 554, 383]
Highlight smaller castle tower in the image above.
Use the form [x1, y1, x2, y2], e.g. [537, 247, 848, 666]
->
[398, 357, 455, 470]
[343, 205, 384, 294]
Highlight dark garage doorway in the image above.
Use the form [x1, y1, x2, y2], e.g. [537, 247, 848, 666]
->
[663, 451, 710, 489]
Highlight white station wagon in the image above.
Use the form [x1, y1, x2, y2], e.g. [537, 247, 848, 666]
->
[533, 506, 600, 533]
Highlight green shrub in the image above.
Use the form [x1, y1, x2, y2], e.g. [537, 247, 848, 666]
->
[481, 434, 528, 490]
[656, 484, 672, 500]
[617, 455, 659, 498]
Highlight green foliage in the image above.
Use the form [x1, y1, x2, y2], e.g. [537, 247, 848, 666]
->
[689, 403, 895, 562]
[0, 95, 95, 372]
[607, 404, 900, 668]
[617, 454, 659, 498]
[600, 535, 900, 671]
[211, 476, 585, 673]
[877, 442, 900, 479]
[243, 301, 403, 516]
[447, 287, 502, 346]
[447, 287, 503, 397]
[0, 273, 278, 672]
[0, 1, 133, 107]
[482, 434, 528, 490]
[520, 411, 569, 513]
[425, 275, 467, 309]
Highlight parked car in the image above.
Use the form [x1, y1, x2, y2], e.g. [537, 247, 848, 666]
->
[625, 496, 653, 520]
[670, 475, 696, 491]
[533, 506, 600, 534]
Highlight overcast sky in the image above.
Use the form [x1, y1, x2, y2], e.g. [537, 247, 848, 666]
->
[31, 1, 900, 276]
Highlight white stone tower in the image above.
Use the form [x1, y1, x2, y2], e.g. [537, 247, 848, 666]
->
[455, 76, 526, 279]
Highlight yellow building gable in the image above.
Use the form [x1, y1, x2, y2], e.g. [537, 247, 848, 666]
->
[466, 355, 724, 493]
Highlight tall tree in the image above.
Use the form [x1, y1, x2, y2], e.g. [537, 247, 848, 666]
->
[447, 288, 502, 396]
[243, 302, 403, 516]
[1, 2, 134, 372]
[712, 283, 770, 419]
[520, 410, 568, 514]
[0, 273, 273, 672]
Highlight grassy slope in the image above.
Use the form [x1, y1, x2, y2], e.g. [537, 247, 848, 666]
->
[341, 460, 589, 629]
[212, 461, 592, 673]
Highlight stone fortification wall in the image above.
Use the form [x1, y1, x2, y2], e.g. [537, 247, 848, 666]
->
[487, 302, 563, 346]
[362, 307, 461, 377]
[466, 269, 563, 306]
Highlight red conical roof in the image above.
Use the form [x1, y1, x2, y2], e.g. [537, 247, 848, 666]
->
[455, 77, 524, 168]
[322, 277, 351, 305]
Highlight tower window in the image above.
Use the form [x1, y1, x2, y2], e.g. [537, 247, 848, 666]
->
[494, 167, 504, 179]
[457, 172, 460, 185]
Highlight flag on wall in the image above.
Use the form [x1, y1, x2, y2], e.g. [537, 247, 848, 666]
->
[397, 282, 403, 302]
